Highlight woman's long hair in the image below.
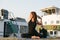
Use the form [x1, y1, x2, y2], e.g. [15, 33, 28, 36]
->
[30, 11, 37, 22]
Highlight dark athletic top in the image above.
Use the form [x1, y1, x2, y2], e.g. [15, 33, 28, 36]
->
[28, 20, 40, 38]
[28, 20, 37, 34]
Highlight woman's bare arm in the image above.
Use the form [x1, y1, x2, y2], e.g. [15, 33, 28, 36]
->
[37, 15, 42, 25]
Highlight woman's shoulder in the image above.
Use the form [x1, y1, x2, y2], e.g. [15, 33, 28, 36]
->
[28, 20, 31, 23]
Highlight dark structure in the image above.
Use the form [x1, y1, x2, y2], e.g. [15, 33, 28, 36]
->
[1, 9, 8, 19]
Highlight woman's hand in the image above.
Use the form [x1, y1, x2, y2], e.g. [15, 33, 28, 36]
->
[37, 15, 42, 25]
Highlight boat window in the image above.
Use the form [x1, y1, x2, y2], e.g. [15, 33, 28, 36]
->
[52, 9, 55, 13]
[50, 31, 53, 35]
[56, 20, 59, 24]
[4, 22, 19, 37]
[4, 22, 13, 37]
[1, 9, 8, 19]
[45, 21, 47, 24]
[54, 31, 57, 35]
[48, 9, 51, 14]
[51, 21, 54, 24]
[20, 25, 28, 33]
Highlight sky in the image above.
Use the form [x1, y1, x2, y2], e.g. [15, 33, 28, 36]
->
[0, 0, 60, 21]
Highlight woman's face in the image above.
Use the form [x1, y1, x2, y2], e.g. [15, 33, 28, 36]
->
[30, 13, 33, 19]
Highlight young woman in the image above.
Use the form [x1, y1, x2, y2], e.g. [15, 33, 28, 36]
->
[28, 11, 42, 38]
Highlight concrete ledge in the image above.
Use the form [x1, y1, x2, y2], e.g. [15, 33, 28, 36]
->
[0, 37, 60, 40]
[0, 37, 18, 40]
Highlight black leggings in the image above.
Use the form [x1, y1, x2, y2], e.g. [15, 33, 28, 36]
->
[29, 30, 40, 38]
[21, 30, 40, 38]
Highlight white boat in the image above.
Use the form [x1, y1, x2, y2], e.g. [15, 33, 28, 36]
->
[40, 6, 60, 38]
[0, 9, 28, 38]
